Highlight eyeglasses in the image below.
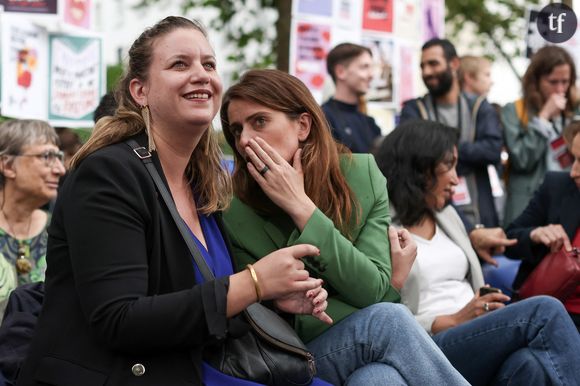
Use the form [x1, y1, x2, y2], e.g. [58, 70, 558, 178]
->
[13, 150, 65, 167]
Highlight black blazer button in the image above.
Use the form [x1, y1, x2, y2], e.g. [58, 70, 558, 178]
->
[132, 363, 146, 376]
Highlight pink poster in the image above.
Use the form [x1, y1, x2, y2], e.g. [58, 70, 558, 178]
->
[294, 22, 331, 93]
[362, 0, 393, 33]
[398, 45, 415, 106]
[64, 0, 91, 29]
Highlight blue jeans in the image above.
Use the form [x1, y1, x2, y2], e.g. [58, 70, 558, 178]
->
[307, 303, 469, 385]
[432, 296, 580, 386]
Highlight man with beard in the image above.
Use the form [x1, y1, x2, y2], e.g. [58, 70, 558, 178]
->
[322, 43, 383, 153]
[400, 38, 502, 229]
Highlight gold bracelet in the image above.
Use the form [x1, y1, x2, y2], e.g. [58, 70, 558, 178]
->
[246, 264, 262, 303]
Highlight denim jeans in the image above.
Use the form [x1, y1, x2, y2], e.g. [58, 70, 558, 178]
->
[307, 303, 469, 385]
[432, 296, 580, 386]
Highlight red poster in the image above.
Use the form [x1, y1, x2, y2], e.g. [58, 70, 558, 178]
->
[362, 0, 393, 33]
[294, 22, 331, 92]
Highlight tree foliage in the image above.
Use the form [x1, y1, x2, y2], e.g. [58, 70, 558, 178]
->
[136, 0, 284, 78]
[445, 0, 541, 79]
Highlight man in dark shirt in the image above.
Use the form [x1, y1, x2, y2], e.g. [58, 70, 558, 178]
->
[322, 43, 382, 153]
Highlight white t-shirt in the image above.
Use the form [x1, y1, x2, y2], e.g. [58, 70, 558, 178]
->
[411, 225, 474, 330]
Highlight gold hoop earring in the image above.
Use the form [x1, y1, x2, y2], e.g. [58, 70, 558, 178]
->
[141, 105, 156, 152]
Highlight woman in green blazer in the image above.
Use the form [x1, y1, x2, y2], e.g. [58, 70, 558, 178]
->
[220, 69, 469, 386]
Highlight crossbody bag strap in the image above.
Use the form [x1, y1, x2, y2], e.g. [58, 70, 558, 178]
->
[125, 139, 215, 282]
[416, 98, 429, 120]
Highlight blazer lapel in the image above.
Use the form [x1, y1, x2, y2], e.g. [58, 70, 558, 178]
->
[262, 219, 288, 250]
[559, 185, 580, 241]
[435, 207, 485, 289]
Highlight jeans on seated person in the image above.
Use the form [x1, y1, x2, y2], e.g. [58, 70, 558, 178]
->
[432, 296, 580, 386]
[307, 303, 469, 386]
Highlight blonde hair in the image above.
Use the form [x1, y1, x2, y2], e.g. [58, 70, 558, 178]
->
[72, 16, 231, 213]
[458, 55, 491, 88]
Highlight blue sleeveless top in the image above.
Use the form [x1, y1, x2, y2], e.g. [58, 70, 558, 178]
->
[189, 213, 330, 386]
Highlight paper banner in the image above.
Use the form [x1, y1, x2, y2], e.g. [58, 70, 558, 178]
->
[64, 0, 91, 29]
[1, 16, 49, 119]
[398, 44, 416, 107]
[48, 34, 102, 123]
[293, 22, 331, 102]
[1, 0, 58, 14]
[362, 36, 396, 106]
[296, 0, 332, 17]
[422, 0, 445, 40]
[395, 0, 420, 41]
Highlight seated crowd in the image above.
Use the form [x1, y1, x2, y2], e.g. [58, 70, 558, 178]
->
[0, 16, 579, 386]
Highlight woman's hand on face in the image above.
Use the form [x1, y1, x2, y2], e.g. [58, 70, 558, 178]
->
[453, 290, 510, 325]
[539, 93, 567, 120]
[245, 137, 316, 231]
[389, 227, 417, 290]
[274, 278, 333, 325]
[530, 224, 572, 252]
[253, 244, 322, 301]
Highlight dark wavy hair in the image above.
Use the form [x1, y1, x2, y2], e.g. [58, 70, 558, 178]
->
[375, 120, 459, 226]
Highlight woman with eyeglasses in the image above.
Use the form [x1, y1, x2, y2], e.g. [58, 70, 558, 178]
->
[0, 119, 66, 318]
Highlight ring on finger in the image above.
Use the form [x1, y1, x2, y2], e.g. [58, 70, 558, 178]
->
[259, 165, 269, 176]
[483, 302, 490, 312]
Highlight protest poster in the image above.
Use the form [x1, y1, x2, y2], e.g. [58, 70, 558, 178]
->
[295, 0, 332, 17]
[63, 0, 92, 29]
[362, 0, 393, 33]
[398, 44, 416, 107]
[0, 15, 49, 119]
[291, 21, 331, 102]
[362, 35, 396, 107]
[335, 0, 361, 29]
[48, 34, 102, 126]
[0, 0, 57, 14]
[395, 0, 420, 41]
[422, 0, 444, 40]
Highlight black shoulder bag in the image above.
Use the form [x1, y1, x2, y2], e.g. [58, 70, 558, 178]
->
[126, 139, 316, 386]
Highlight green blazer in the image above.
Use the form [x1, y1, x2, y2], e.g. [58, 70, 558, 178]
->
[223, 154, 399, 343]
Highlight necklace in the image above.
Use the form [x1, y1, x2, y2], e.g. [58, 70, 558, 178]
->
[1, 208, 33, 274]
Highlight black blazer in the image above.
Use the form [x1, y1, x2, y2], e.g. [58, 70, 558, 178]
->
[18, 134, 238, 385]
[505, 172, 580, 289]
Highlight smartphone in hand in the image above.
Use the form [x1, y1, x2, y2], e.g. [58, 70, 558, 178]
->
[479, 286, 502, 296]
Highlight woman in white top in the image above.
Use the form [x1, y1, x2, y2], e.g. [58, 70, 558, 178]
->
[375, 119, 580, 386]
